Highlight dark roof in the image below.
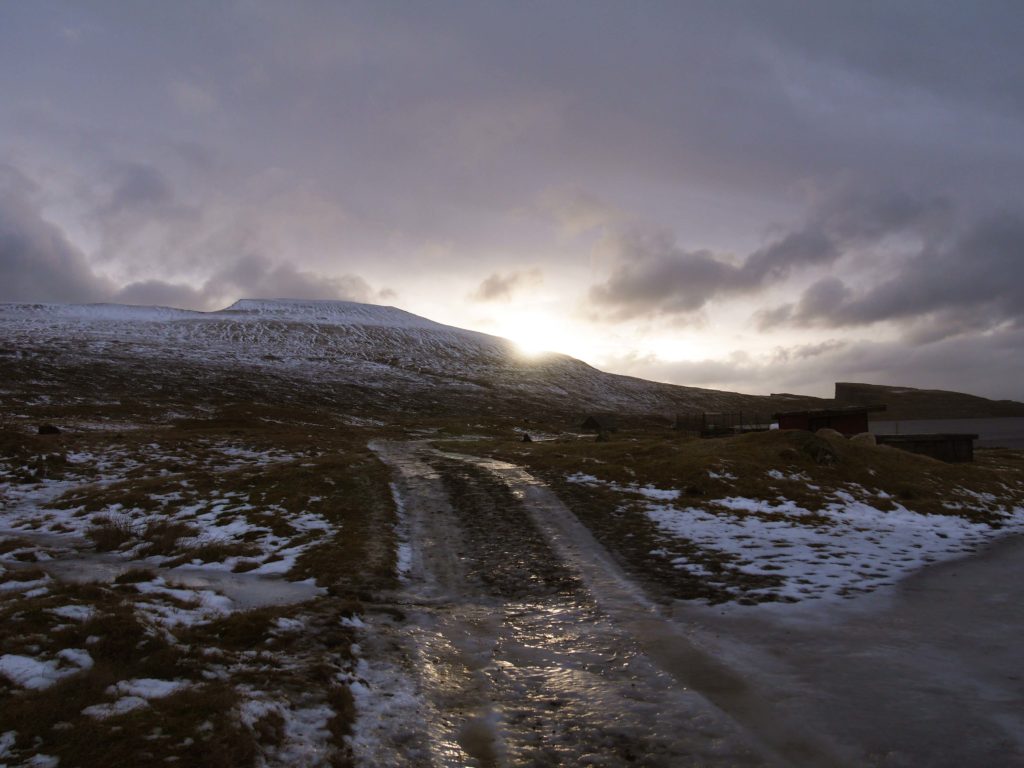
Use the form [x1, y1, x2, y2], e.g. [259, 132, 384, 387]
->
[773, 404, 886, 419]
[875, 433, 978, 441]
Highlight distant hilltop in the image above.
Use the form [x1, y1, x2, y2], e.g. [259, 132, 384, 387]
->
[835, 382, 1024, 421]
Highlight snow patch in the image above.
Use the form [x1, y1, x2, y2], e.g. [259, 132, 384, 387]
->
[0, 648, 93, 690]
[646, 496, 1024, 602]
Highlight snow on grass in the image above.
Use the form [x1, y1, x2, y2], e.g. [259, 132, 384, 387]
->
[0, 436, 335, 584]
[238, 691, 336, 768]
[82, 678, 193, 719]
[707, 469, 738, 481]
[636, 486, 681, 501]
[646, 494, 1024, 602]
[24, 753, 59, 767]
[568, 472, 679, 500]
[570, 470, 1024, 604]
[133, 577, 235, 627]
[0, 648, 94, 690]
[49, 604, 95, 621]
[0, 731, 15, 760]
[81, 695, 150, 718]
[0, 574, 52, 593]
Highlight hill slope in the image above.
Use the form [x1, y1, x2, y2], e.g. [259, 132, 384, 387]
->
[0, 299, 816, 425]
[835, 382, 1024, 420]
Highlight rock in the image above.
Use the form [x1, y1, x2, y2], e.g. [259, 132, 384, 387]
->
[850, 432, 877, 446]
[37, 424, 61, 435]
[521, 433, 533, 442]
[815, 428, 844, 440]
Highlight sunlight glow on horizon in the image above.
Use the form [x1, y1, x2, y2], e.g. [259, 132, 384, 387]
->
[481, 306, 602, 361]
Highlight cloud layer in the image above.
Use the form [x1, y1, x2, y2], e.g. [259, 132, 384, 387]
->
[2, 3, 1023, 398]
[754, 210, 1024, 344]
[588, 191, 952, 321]
[0, 164, 385, 310]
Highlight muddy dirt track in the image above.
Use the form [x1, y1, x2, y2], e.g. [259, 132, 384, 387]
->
[363, 442, 847, 767]
[360, 442, 1024, 767]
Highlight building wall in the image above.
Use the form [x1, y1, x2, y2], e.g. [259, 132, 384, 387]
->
[875, 435, 976, 463]
[778, 412, 869, 436]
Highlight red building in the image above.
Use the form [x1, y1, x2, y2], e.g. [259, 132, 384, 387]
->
[774, 406, 877, 436]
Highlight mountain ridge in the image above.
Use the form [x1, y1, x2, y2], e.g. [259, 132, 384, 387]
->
[1, 298, 798, 422]
[3, 299, 1020, 426]
[835, 381, 1024, 421]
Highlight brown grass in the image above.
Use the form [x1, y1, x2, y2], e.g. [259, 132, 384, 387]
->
[163, 539, 260, 567]
[289, 454, 399, 595]
[87, 516, 136, 551]
[140, 519, 199, 556]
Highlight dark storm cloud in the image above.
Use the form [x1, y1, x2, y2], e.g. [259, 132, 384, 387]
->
[0, 165, 111, 303]
[111, 257, 386, 310]
[589, 190, 950, 321]
[613, 328, 1024, 402]
[588, 233, 741, 319]
[471, 269, 542, 302]
[113, 279, 204, 308]
[103, 163, 175, 213]
[760, 211, 1024, 341]
[0, 164, 386, 309]
[205, 255, 379, 305]
[6, 0, 1021, 266]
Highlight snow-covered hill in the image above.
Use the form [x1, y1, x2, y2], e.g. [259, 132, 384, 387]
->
[0, 299, 795, 418]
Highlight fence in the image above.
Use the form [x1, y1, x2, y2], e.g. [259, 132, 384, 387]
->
[674, 412, 773, 437]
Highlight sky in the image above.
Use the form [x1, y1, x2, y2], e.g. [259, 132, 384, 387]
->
[2, 1, 1024, 400]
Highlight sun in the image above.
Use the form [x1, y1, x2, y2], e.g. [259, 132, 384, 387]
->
[506, 317, 556, 357]
[488, 308, 580, 359]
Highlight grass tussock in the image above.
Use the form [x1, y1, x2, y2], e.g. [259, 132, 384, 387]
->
[87, 515, 136, 551]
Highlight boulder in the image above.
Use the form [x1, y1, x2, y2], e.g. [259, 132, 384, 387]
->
[850, 432, 877, 446]
[37, 424, 61, 435]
